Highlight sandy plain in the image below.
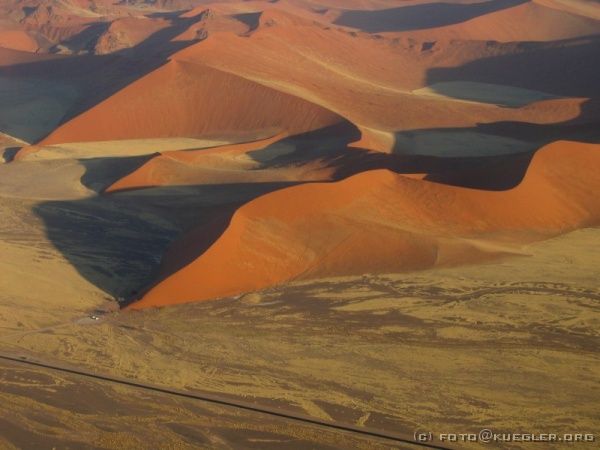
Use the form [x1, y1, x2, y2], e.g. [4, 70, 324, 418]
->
[1, 151, 599, 448]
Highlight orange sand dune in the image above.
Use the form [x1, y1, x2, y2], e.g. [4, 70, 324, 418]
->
[130, 140, 600, 309]
[0, 29, 39, 52]
[169, 14, 588, 150]
[181, 0, 332, 22]
[389, 0, 600, 42]
[94, 17, 171, 54]
[288, 0, 408, 10]
[104, 134, 324, 192]
[533, 0, 600, 20]
[0, 0, 254, 54]
[18, 5, 593, 155]
[0, 46, 64, 66]
[32, 60, 342, 147]
[16, 0, 104, 51]
[174, 8, 253, 40]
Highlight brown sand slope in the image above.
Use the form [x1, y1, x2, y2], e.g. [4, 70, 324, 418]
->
[0, 29, 39, 52]
[94, 17, 171, 54]
[174, 7, 255, 40]
[169, 11, 588, 149]
[130, 140, 600, 308]
[17, 5, 593, 156]
[534, 0, 600, 19]
[30, 59, 342, 148]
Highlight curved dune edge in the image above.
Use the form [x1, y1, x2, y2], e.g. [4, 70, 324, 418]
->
[21, 59, 342, 152]
[0, 30, 39, 52]
[94, 17, 171, 54]
[105, 134, 292, 192]
[383, 0, 600, 42]
[531, 0, 600, 20]
[169, 16, 589, 145]
[128, 140, 600, 309]
[18, 8, 590, 159]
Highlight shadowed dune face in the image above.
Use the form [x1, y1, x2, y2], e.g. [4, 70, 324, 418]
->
[332, 0, 530, 32]
[379, 0, 600, 42]
[0, 0, 208, 54]
[94, 17, 172, 54]
[427, 36, 600, 99]
[0, 74, 81, 142]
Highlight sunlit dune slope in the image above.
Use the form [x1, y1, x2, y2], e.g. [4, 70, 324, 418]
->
[94, 17, 171, 54]
[345, 0, 600, 41]
[174, 8, 254, 40]
[181, 0, 333, 24]
[16, 4, 595, 156]
[411, 0, 600, 42]
[130, 140, 600, 308]
[169, 10, 589, 151]
[31, 59, 342, 147]
[0, 29, 39, 52]
[533, 0, 600, 20]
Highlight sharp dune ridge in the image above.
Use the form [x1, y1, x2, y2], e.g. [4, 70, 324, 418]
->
[16, 9, 596, 154]
[130, 140, 600, 309]
[25, 60, 343, 148]
[393, 0, 600, 42]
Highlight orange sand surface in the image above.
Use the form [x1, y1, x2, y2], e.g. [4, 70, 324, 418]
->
[35, 60, 342, 145]
[131, 141, 600, 308]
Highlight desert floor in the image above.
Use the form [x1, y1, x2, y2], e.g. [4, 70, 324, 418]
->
[1, 150, 599, 448]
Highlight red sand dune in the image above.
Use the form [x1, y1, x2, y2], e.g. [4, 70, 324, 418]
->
[388, 0, 600, 42]
[104, 134, 305, 192]
[0, 45, 64, 66]
[24, 7, 591, 156]
[174, 8, 253, 40]
[168, 12, 589, 150]
[3, 0, 598, 310]
[534, 0, 600, 20]
[32, 59, 342, 146]
[130, 140, 600, 309]
[0, 29, 39, 52]
[94, 17, 171, 54]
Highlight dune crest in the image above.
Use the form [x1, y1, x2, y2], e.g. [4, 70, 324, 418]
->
[30, 60, 342, 149]
[129, 140, 600, 309]
[383, 0, 600, 42]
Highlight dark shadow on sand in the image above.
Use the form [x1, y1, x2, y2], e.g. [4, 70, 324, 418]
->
[0, 12, 209, 143]
[30, 32, 600, 307]
[426, 36, 600, 99]
[333, 0, 527, 33]
[79, 154, 158, 193]
[34, 180, 298, 303]
[1, 147, 20, 163]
